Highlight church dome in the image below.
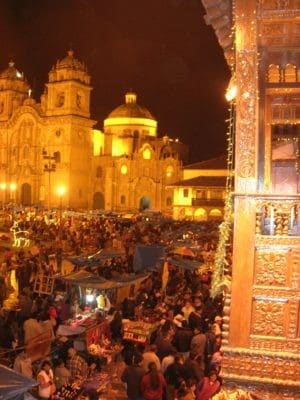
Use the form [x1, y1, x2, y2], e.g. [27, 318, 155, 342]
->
[108, 92, 155, 120]
[48, 50, 90, 85]
[0, 61, 25, 80]
[55, 50, 86, 71]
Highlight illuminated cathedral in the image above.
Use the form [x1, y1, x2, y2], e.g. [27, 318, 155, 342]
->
[0, 50, 187, 212]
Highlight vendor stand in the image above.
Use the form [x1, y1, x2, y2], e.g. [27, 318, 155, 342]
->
[123, 320, 160, 345]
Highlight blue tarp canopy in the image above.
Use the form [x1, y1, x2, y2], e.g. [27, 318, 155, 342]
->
[62, 269, 150, 289]
[133, 245, 165, 272]
[68, 248, 124, 267]
[0, 363, 37, 400]
[167, 256, 203, 271]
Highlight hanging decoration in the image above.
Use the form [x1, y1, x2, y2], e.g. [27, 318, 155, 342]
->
[210, 83, 235, 298]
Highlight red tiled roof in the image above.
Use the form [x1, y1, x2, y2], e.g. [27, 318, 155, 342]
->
[184, 155, 227, 170]
[170, 175, 227, 188]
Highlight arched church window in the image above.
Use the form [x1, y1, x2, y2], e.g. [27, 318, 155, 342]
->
[96, 166, 103, 178]
[166, 165, 174, 177]
[120, 195, 126, 205]
[23, 145, 29, 159]
[54, 151, 61, 163]
[143, 148, 151, 160]
[166, 197, 172, 207]
[56, 92, 65, 108]
[120, 164, 128, 175]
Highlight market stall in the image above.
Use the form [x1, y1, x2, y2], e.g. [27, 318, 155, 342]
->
[123, 320, 160, 344]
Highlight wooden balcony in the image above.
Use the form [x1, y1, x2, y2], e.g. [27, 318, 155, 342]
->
[255, 195, 300, 236]
[191, 198, 225, 207]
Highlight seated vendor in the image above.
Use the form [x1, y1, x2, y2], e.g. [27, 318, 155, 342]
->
[76, 388, 99, 400]
[67, 347, 88, 380]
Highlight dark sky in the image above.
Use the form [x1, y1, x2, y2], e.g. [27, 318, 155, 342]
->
[0, 0, 230, 163]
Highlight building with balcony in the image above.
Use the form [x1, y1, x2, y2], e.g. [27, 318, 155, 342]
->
[171, 155, 228, 220]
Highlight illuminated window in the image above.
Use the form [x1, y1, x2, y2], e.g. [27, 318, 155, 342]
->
[120, 164, 128, 175]
[183, 189, 189, 198]
[166, 165, 174, 177]
[143, 148, 151, 160]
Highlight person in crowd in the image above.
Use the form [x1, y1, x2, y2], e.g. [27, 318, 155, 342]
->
[54, 358, 71, 389]
[196, 370, 221, 400]
[183, 353, 205, 383]
[13, 350, 33, 378]
[109, 310, 123, 342]
[141, 344, 161, 373]
[0, 311, 17, 349]
[190, 326, 206, 372]
[23, 313, 43, 344]
[121, 354, 145, 400]
[140, 362, 166, 400]
[181, 300, 195, 321]
[212, 316, 222, 336]
[177, 378, 196, 400]
[164, 354, 185, 400]
[67, 347, 88, 380]
[37, 360, 56, 399]
[161, 349, 177, 375]
[76, 388, 99, 400]
[188, 307, 205, 332]
[155, 330, 176, 362]
[173, 319, 193, 361]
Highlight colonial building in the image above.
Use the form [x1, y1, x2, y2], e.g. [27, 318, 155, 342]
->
[171, 155, 227, 220]
[0, 50, 187, 212]
[201, 0, 300, 398]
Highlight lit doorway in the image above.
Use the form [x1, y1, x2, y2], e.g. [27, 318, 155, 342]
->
[21, 183, 32, 206]
[93, 192, 105, 210]
[139, 196, 151, 211]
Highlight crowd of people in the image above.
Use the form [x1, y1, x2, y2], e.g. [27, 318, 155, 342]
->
[0, 208, 225, 400]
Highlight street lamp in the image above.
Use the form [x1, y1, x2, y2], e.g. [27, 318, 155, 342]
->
[9, 182, 16, 203]
[57, 186, 65, 238]
[43, 149, 57, 210]
[0, 183, 6, 208]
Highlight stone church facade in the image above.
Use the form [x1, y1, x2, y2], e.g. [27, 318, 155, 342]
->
[0, 50, 187, 213]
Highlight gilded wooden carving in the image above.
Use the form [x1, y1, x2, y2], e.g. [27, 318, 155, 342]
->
[255, 252, 288, 286]
[236, 50, 257, 179]
[251, 299, 286, 336]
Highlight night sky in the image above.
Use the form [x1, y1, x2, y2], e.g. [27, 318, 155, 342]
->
[0, 0, 230, 163]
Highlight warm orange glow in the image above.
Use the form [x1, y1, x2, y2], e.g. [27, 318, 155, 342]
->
[166, 165, 174, 177]
[10, 183, 16, 192]
[57, 186, 66, 197]
[143, 148, 151, 160]
[112, 137, 130, 156]
[93, 129, 105, 156]
[121, 164, 128, 175]
[0, 183, 6, 191]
